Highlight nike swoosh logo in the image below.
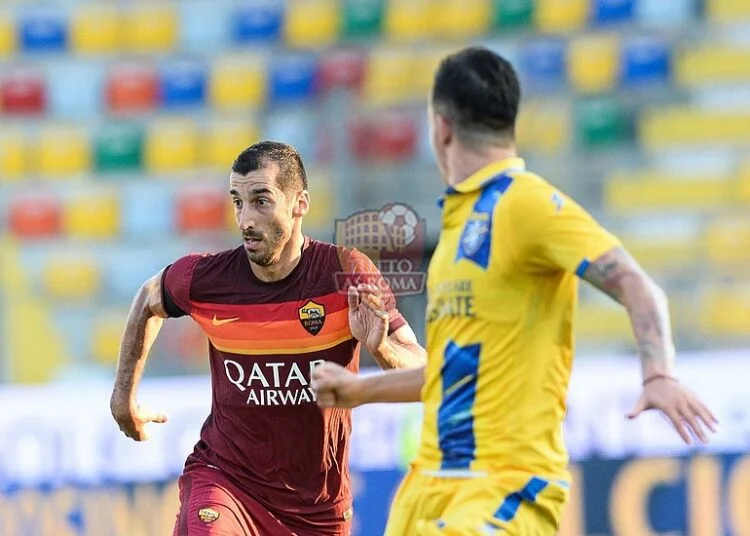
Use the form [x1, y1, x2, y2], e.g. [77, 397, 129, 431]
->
[212, 315, 240, 326]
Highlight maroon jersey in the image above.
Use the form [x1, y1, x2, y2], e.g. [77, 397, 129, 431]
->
[161, 238, 405, 534]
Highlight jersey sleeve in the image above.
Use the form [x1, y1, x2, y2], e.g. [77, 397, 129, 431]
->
[510, 183, 621, 276]
[160, 254, 203, 318]
[338, 247, 407, 335]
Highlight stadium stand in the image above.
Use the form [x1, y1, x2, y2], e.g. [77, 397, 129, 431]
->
[1, 0, 748, 383]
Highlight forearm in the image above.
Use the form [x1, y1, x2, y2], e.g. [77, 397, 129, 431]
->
[358, 366, 425, 403]
[371, 340, 427, 370]
[621, 279, 675, 378]
[111, 289, 164, 405]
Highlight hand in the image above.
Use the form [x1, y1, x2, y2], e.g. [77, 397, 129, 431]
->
[111, 400, 168, 442]
[347, 284, 389, 355]
[311, 362, 365, 409]
[627, 377, 718, 445]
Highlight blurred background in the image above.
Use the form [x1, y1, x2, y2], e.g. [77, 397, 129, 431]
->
[0, 0, 749, 534]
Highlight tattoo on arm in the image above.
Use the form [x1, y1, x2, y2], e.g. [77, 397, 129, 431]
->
[582, 247, 674, 373]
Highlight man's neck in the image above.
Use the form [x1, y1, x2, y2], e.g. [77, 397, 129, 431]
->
[250, 231, 306, 283]
[446, 146, 518, 188]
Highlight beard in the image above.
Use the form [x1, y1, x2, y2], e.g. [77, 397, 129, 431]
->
[243, 221, 287, 267]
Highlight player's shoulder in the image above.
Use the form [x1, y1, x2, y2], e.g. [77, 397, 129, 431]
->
[172, 246, 244, 276]
[503, 170, 571, 216]
[323, 241, 375, 272]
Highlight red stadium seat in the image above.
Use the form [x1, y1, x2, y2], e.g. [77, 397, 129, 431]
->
[364, 112, 418, 162]
[9, 196, 60, 239]
[318, 49, 367, 92]
[106, 63, 158, 113]
[176, 187, 227, 233]
[1, 69, 46, 115]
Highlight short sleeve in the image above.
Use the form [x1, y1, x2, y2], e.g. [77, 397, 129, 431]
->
[338, 247, 407, 335]
[161, 254, 203, 317]
[511, 184, 621, 276]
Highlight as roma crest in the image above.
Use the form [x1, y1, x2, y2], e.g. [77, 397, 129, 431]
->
[298, 300, 325, 335]
[198, 507, 220, 524]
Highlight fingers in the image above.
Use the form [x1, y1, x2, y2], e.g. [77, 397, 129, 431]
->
[681, 405, 707, 444]
[149, 412, 169, 424]
[692, 399, 719, 433]
[664, 409, 692, 445]
[626, 395, 648, 420]
[357, 284, 388, 321]
[347, 286, 359, 312]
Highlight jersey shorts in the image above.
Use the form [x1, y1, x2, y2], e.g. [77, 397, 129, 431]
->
[384, 466, 569, 536]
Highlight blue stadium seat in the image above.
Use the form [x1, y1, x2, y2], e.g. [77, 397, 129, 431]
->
[48, 60, 104, 118]
[592, 0, 635, 25]
[263, 108, 317, 162]
[160, 60, 207, 108]
[621, 36, 670, 86]
[178, 0, 228, 52]
[232, 0, 283, 44]
[635, 0, 698, 27]
[520, 39, 567, 93]
[269, 55, 317, 104]
[19, 7, 68, 52]
[120, 183, 175, 242]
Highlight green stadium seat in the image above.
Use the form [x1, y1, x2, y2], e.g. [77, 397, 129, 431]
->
[568, 34, 619, 94]
[492, 0, 534, 29]
[433, 0, 490, 39]
[94, 122, 144, 173]
[343, 0, 385, 38]
[675, 46, 750, 87]
[383, 0, 435, 42]
[575, 96, 629, 148]
[640, 108, 750, 149]
[284, 0, 341, 49]
[534, 0, 589, 33]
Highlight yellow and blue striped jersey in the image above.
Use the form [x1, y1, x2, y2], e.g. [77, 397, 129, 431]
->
[416, 157, 620, 481]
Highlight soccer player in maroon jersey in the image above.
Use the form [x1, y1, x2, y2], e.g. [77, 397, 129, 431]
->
[110, 141, 426, 536]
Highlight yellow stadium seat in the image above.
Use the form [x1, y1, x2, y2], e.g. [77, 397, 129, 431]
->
[36, 125, 91, 178]
[705, 216, 750, 269]
[433, 0, 491, 39]
[676, 46, 750, 87]
[575, 300, 631, 340]
[91, 312, 125, 365]
[305, 169, 335, 231]
[640, 108, 750, 149]
[384, 0, 436, 42]
[0, 13, 15, 57]
[605, 171, 733, 213]
[123, 4, 177, 52]
[516, 100, 570, 153]
[707, 0, 750, 22]
[284, 0, 340, 48]
[63, 192, 120, 239]
[0, 128, 27, 181]
[568, 34, 619, 94]
[534, 0, 589, 33]
[362, 47, 418, 106]
[700, 285, 750, 336]
[43, 256, 101, 300]
[412, 46, 461, 97]
[209, 54, 266, 111]
[71, 5, 120, 53]
[738, 162, 750, 204]
[620, 235, 700, 272]
[144, 119, 199, 173]
[203, 120, 260, 169]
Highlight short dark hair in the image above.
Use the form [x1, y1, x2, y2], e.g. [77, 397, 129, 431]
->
[432, 46, 521, 146]
[232, 141, 308, 194]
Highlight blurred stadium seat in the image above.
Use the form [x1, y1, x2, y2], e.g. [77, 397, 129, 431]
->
[19, 7, 67, 53]
[43, 255, 101, 301]
[534, 0, 589, 33]
[91, 312, 125, 365]
[269, 54, 318, 104]
[1, 68, 46, 116]
[144, 118, 199, 173]
[342, 0, 385, 38]
[124, 3, 177, 53]
[568, 33, 619, 94]
[318, 48, 367, 92]
[0, 12, 15, 57]
[106, 63, 159, 114]
[94, 122, 144, 174]
[176, 187, 227, 233]
[209, 54, 266, 110]
[433, 0, 490, 39]
[0, 128, 27, 180]
[36, 124, 91, 177]
[160, 59, 208, 109]
[231, 0, 283, 44]
[706, 0, 750, 22]
[9, 196, 60, 239]
[202, 119, 260, 169]
[383, 0, 436, 42]
[63, 191, 120, 240]
[70, 5, 120, 53]
[284, 0, 341, 49]
[676, 45, 750, 86]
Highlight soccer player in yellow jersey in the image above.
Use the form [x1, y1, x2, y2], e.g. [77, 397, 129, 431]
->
[312, 47, 718, 535]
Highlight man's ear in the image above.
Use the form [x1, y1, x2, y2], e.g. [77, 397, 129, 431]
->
[293, 190, 310, 218]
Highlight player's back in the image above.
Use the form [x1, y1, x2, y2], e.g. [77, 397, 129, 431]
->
[416, 157, 619, 482]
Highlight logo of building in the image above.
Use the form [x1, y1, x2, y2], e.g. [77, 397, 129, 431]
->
[334, 203, 426, 296]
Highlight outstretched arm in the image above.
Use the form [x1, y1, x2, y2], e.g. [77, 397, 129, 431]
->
[581, 246, 718, 444]
[312, 363, 425, 408]
[110, 271, 170, 441]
